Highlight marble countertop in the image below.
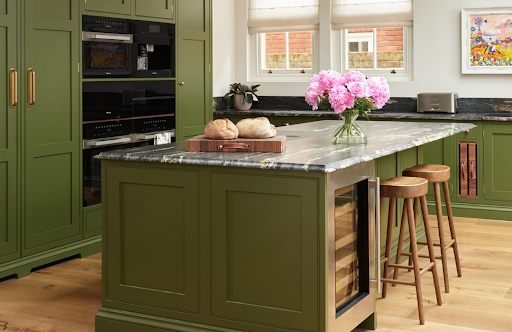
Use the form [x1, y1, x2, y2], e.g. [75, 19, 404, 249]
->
[97, 120, 476, 173]
[213, 109, 512, 122]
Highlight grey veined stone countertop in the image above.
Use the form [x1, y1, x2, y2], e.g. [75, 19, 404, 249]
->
[97, 120, 476, 173]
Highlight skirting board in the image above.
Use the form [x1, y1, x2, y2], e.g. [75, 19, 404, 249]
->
[0, 236, 101, 280]
[426, 201, 512, 222]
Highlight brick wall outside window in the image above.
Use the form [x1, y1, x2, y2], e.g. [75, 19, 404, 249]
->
[348, 27, 404, 52]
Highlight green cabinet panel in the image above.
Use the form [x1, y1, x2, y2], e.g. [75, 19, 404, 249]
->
[135, 0, 174, 21]
[0, 0, 18, 265]
[458, 127, 478, 141]
[23, 0, 81, 256]
[84, 0, 132, 16]
[176, 0, 211, 141]
[211, 172, 318, 331]
[83, 206, 102, 239]
[104, 165, 200, 313]
[483, 124, 512, 202]
[422, 137, 455, 200]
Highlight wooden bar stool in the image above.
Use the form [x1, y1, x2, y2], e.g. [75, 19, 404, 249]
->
[401, 164, 462, 293]
[380, 177, 442, 325]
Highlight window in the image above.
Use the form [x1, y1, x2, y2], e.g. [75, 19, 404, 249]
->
[342, 27, 412, 77]
[255, 31, 316, 78]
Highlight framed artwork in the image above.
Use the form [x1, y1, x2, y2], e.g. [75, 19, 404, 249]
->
[462, 8, 512, 74]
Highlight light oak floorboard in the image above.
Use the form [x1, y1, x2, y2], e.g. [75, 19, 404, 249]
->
[364, 216, 512, 332]
[0, 217, 510, 332]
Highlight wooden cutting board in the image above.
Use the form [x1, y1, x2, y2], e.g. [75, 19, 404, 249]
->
[186, 135, 286, 153]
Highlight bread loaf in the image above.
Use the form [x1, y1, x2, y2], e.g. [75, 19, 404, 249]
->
[204, 119, 239, 139]
[236, 117, 276, 139]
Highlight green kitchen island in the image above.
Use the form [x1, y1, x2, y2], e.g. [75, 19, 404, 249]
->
[95, 120, 475, 332]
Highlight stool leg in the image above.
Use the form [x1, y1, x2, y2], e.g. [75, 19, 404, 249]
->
[392, 203, 408, 286]
[406, 198, 425, 325]
[407, 197, 419, 271]
[420, 195, 442, 306]
[434, 182, 450, 293]
[382, 198, 396, 299]
[442, 181, 462, 277]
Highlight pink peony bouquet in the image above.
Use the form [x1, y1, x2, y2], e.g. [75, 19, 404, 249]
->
[305, 70, 390, 143]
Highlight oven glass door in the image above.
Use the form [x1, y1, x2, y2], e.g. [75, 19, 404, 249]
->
[334, 180, 370, 316]
[83, 140, 151, 207]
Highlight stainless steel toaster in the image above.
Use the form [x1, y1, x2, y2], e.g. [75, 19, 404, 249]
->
[417, 93, 458, 113]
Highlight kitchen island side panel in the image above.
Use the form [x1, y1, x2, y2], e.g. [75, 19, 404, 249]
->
[98, 160, 327, 332]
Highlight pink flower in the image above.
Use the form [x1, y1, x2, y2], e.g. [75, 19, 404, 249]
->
[328, 85, 355, 114]
[305, 82, 321, 110]
[343, 70, 366, 84]
[309, 74, 320, 84]
[367, 76, 390, 109]
[347, 81, 372, 98]
[318, 70, 344, 92]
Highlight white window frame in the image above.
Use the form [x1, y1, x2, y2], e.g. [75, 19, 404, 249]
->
[249, 30, 320, 82]
[341, 27, 413, 81]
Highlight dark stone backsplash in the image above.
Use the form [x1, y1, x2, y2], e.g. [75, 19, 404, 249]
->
[214, 96, 512, 114]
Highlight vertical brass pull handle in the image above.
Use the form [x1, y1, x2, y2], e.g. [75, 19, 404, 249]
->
[9, 68, 17, 108]
[28, 68, 35, 107]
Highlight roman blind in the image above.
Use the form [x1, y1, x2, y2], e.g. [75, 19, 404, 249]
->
[331, 0, 413, 29]
[248, 0, 320, 34]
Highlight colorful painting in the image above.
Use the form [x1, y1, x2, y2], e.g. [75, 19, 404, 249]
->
[469, 14, 512, 67]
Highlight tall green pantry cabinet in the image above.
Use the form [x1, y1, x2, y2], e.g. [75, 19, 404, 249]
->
[0, 0, 99, 280]
[0, 0, 19, 266]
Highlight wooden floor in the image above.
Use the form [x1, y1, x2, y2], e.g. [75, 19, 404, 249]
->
[0, 216, 510, 332]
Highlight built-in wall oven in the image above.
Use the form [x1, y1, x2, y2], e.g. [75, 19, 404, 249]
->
[82, 16, 175, 78]
[83, 81, 176, 207]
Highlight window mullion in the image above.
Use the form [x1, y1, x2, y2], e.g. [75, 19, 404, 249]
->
[373, 28, 377, 70]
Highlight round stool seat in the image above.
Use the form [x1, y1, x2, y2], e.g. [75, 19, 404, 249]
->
[403, 164, 450, 183]
[381, 177, 428, 199]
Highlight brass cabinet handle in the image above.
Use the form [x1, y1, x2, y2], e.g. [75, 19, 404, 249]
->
[179, 81, 185, 86]
[28, 68, 35, 107]
[9, 68, 17, 108]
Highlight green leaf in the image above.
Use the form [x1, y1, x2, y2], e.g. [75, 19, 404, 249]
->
[227, 95, 233, 106]
[252, 93, 259, 102]
[244, 93, 253, 104]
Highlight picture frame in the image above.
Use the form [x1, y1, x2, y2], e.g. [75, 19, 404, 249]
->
[461, 7, 512, 74]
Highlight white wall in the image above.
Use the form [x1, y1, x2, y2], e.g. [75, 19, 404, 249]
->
[214, 0, 512, 98]
[212, 0, 236, 97]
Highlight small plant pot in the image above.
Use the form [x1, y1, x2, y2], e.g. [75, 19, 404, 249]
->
[233, 94, 252, 111]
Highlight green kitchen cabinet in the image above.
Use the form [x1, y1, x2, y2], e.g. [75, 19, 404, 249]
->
[135, 0, 174, 22]
[83, 0, 132, 17]
[483, 123, 512, 202]
[103, 165, 200, 313]
[176, 0, 212, 141]
[422, 136, 456, 200]
[0, 0, 19, 265]
[211, 173, 319, 331]
[22, 0, 82, 256]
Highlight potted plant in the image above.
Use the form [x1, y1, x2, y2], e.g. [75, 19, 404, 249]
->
[223, 83, 260, 111]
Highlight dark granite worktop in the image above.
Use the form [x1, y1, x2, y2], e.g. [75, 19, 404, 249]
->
[97, 120, 476, 173]
[213, 96, 512, 122]
[213, 109, 512, 122]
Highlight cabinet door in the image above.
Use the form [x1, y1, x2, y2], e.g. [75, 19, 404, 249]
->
[84, 0, 131, 16]
[135, 0, 174, 21]
[23, 0, 81, 256]
[0, 0, 19, 264]
[104, 165, 200, 313]
[211, 172, 318, 331]
[176, 0, 212, 141]
[483, 124, 512, 201]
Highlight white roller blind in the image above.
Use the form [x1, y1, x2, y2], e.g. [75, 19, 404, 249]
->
[248, 0, 319, 34]
[332, 0, 413, 29]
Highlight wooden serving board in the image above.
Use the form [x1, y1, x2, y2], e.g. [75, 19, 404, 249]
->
[186, 135, 286, 153]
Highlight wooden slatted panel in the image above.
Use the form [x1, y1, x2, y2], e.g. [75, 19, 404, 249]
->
[459, 142, 468, 198]
[468, 142, 477, 199]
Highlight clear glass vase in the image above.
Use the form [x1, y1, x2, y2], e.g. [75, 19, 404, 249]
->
[332, 112, 367, 144]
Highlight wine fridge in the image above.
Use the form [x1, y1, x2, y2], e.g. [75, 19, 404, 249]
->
[327, 161, 380, 332]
